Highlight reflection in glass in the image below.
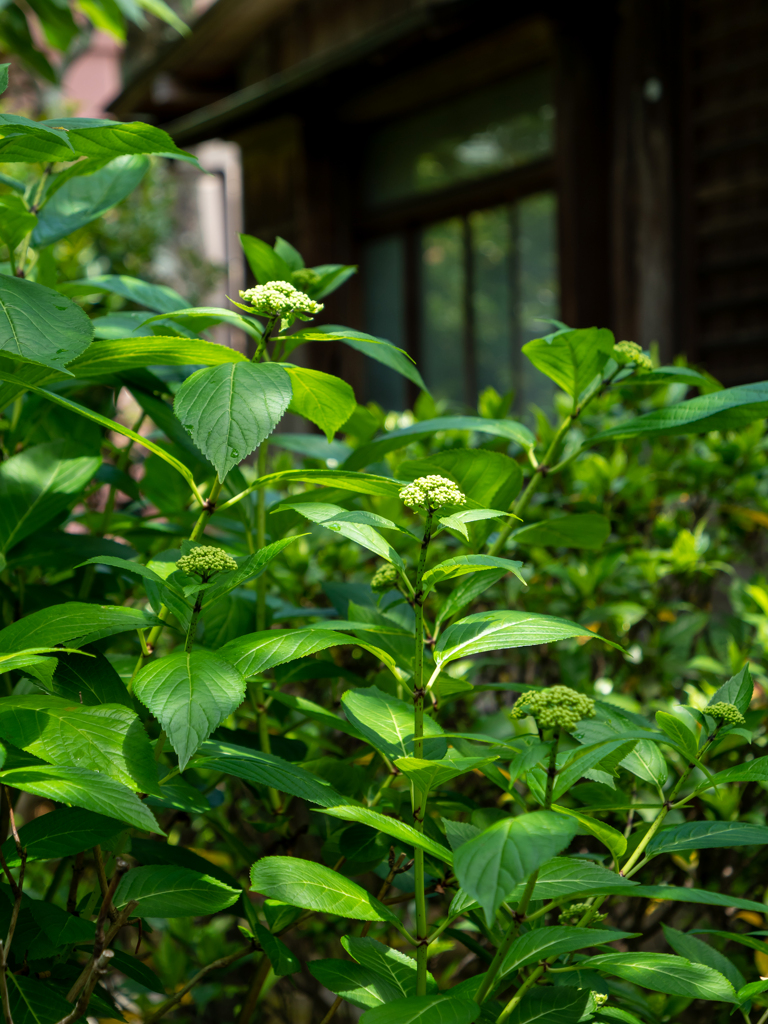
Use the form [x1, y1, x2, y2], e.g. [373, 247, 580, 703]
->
[471, 206, 514, 398]
[364, 66, 554, 208]
[518, 192, 559, 412]
[362, 234, 407, 410]
[420, 219, 466, 403]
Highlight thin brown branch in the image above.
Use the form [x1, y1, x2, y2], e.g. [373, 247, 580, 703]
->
[66, 899, 138, 1004]
[0, 939, 13, 1024]
[92, 847, 117, 923]
[143, 945, 253, 1024]
[236, 953, 271, 1024]
[55, 950, 114, 1024]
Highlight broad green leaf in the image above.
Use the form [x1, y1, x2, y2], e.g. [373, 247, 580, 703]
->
[615, 365, 713, 387]
[435, 508, 508, 540]
[511, 513, 611, 550]
[50, 649, 131, 708]
[0, 274, 92, 372]
[240, 233, 292, 282]
[8, 974, 72, 1024]
[342, 686, 447, 761]
[398, 448, 523, 513]
[0, 694, 158, 793]
[0, 602, 157, 653]
[141, 306, 264, 341]
[308, 959, 403, 1009]
[395, 755, 499, 795]
[0, 806, 127, 866]
[286, 366, 356, 440]
[78, 554, 176, 591]
[283, 324, 427, 391]
[708, 664, 753, 715]
[278, 501, 405, 569]
[646, 820, 768, 857]
[453, 810, 577, 924]
[0, 192, 36, 249]
[522, 327, 615, 400]
[586, 952, 738, 1002]
[114, 865, 239, 917]
[194, 738, 345, 807]
[552, 737, 653, 800]
[508, 741, 552, 784]
[70, 336, 246, 376]
[551, 805, 627, 859]
[0, 765, 162, 833]
[257, 468, 401, 498]
[501, 925, 638, 976]
[502, 987, 592, 1024]
[591, 382, 768, 442]
[0, 441, 100, 552]
[343, 936, 437, 997]
[38, 117, 195, 162]
[434, 569, 508, 630]
[345, 416, 535, 471]
[32, 154, 149, 246]
[133, 650, 247, 770]
[318, 805, 453, 864]
[220, 628, 400, 681]
[655, 710, 698, 761]
[435, 610, 620, 669]
[174, 361, 292, 479]
[0, 367, 202, 499]
[58, 273, 187, 312]
[507, 857, 638, 901]
[249, 856, 399, 924]
[691, 931, 768, 956]
[253, 921, 300, 976]
[422, 555, 525, 595]
[359, 993, 480, 1024]
[593, 1010, 645, 1024]
[661, 923, 745, 991]
[129, 836, 240, 889]
[738, 979, 768, 1004]
[694, 755, 768, 791]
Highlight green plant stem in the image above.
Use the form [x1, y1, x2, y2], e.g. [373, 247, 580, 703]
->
[190, 476, 224, 542]
[497, 963, 546, 1023]
[473, 728, 561, 1006]
[256, 442, 269, 632]
[15, 167, 50, 277]
[410, 506, 434, 996]
[251, 679, 281, 812]
[185, 589, 204, 652]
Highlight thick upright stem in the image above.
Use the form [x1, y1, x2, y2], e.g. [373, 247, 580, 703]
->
[256, 442, 269, 632]
[185, 591, 204, 652]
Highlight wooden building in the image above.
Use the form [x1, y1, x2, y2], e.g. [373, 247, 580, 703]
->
[112, 0, 768, 408]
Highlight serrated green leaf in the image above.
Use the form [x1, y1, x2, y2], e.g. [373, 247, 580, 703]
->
[133, 650, 247, 771]
[502, 986, 592, 1024]
[174, 360, 292, 479]
[0, 805, 127, 867]
[318, 805, 452, 863]
[308, 959, 403, 1009]
[522, 327, 615, 400]
[655, 710, 698, 761]
[501, 925, 638, 977]
[0, 274, 92, 372]
[647, 820, 768, 857]
[359, 993, 480, 1024]
[694, 755, 768, 792]
[8, 973, 72, 1024]
[342, 686, 447, 761]
[140, 306, 264, 341]
[114, 865, 239, 917]
[286, 365, 356, 441]
[661, 923, 745, 991]
[708, 664, 753, 715]
[343, 936, 437, 997]
[591, 382, 768, 442]
[220, 629, 400, 682]
[422, 555, 525, 595]
[435, 610, 620, 669]
[253, 920, 300, 976]
[0, 694, 158, 793]
[0, 602, 157, 653]
[586, 952, 737, 1002]
[0, 192, 36, 250]
[551, 805, 627, 859]
[394, 755, 498, 795]
[434, 569, 508, 630]
[70, 336, 246, 376]
[250, 856, 399, 924]
[58, 273, 187, 312]
[0, 765, 162, 833]
[454, 811, 577, 925]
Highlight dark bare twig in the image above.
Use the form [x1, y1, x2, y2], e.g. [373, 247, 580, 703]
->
[92, 847, 117, 923]
[55, 950, 114, 1024]
[0, 939, 13, 1024]
[66, 895, 137, 1005]
[67, 853, 85, 916]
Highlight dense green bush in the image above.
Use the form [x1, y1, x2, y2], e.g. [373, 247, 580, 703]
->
[1, 63, 768, 1024]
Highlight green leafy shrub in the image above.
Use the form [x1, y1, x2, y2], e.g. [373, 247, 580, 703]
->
[0, 64, 767, 1024]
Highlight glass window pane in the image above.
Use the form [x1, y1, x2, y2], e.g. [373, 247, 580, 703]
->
[518, 190, 559, 411]
[364, 66, 555, 208]
[470, 206, 514, 397]
[420, 218, 466, 404]
[362, 234, 407, 410]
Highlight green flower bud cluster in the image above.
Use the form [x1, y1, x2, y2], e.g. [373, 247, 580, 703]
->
[558, 902, 608, 925]
[706, 701, 746, 725]
[593, 993, 609, 1008]
[510, 685, 596, 730]
[371, 563, 400, 592]
[239, 280, 324, 322]
[399, 475, 466, 511]
[613, 340, 653, 371]
[177, 546, 238, 581]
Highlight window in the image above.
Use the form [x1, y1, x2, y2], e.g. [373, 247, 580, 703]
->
[361, 66, 558, 411]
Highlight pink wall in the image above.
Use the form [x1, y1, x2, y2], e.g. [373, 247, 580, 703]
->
[61, 32, 123, 119]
